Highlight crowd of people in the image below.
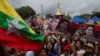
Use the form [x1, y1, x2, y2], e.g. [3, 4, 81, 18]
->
[0, 16, 100, 56]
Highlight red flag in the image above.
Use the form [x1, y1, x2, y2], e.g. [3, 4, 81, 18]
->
[0, 28, 43, 52]
[94, 25, 100, 32]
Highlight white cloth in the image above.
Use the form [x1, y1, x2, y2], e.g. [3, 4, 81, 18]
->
[60, 54, 70, 56]
[71, 49, 85, 56]
[60, 54, 64, 56]
[77, 50, 85, 55]
[25, 51, 34, 56]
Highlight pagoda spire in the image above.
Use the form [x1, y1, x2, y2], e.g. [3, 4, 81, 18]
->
[55, 0, 62, 15]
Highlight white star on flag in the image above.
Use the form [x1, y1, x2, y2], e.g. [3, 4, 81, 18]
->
[7, 19, 25, 29]
[6, 18, 25, 37]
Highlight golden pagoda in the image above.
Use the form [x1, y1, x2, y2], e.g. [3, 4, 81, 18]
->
[55, 0, 62, 16]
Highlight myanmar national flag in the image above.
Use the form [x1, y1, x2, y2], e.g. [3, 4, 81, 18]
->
[0, 0, 44, 51]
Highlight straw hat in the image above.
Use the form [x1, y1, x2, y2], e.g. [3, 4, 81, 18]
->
[85, 43, 94, 49]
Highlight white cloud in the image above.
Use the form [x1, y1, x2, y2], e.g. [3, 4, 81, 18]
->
[8, 0, 100, 16]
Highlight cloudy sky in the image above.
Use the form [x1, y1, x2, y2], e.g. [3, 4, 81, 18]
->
[8, 0, 100, 16]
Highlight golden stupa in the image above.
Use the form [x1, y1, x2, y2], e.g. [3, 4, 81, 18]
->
[55, 0, 62, 15]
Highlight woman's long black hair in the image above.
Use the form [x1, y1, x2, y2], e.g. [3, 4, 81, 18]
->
[74, 39, 84, 50]
[46, 41, 54, 54]
[0, 44, 9, 56]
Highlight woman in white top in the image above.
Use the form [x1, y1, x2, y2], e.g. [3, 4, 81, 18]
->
[71, 39, 85, 56]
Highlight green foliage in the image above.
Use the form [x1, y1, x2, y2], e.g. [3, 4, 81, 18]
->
[91, 12, 100, 18]
[80, 13, 91, 19]
[66, 14, 72, 20]
[16, 6, 36, 19]
[46, 14, 51, 18]
[79, 12, 100, 19]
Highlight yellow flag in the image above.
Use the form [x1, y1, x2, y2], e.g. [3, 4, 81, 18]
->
[0, 0, 35, 34]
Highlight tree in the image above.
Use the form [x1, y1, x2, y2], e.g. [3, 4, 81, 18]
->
[91, 12, 100, 18]
[46, 14, 52, 18]
[65, 13, 72, 20]
[16, 6, 36, 19]
[80, 13, 91, 19]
